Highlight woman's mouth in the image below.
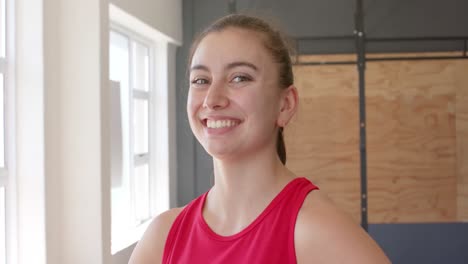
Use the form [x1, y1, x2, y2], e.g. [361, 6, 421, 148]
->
[206, 119, 240, 129]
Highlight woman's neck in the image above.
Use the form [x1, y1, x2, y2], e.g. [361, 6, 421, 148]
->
[212, 152, 286, 197]
[203, 147, 296, 235]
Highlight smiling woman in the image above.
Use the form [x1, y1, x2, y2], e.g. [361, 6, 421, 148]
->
[187, 26, 287, 163]
[129, 14, 390, 264]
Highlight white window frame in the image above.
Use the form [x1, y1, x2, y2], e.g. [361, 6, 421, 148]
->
[109, 4, 173, 254]
[110, 27, 154, 224]
[1, 0, 16, 263]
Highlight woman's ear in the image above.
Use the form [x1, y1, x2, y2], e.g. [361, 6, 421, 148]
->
[277, 85, 299, 127]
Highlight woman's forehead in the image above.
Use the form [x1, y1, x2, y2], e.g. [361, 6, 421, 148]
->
[191, 28, 272, 69]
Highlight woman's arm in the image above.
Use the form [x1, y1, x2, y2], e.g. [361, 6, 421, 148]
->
[129, 207, 183, 264]
[295, 191, 391, 264]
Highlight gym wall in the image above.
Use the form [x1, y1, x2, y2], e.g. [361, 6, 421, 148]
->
[287, 53, 468, 223]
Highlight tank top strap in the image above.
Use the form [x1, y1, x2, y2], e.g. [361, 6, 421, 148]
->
[288, 177, 318, 208]
[278, 177, 319, 262]
[163, 193, 206, 263]
[284, 177, 319, 226]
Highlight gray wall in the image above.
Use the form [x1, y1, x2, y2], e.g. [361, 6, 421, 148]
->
[369, 223, 468, 264]
[176, 0, 230, 206]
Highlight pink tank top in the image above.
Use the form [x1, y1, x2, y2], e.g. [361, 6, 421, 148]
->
[163, 177, 319, 263]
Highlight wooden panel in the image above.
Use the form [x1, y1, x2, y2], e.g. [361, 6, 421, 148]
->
[366, 51, 464, 59]
[297, 51, 464, 64]
[366, 59, 457, 223]
[455, 60, 468, 221]
[296, 54, 356, 64]
[286, 65, 361, 222]
[288, 54, 467, 223]
[459, 183, 468, 221]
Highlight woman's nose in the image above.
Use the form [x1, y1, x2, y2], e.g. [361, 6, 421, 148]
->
[203, 82, 229, 110]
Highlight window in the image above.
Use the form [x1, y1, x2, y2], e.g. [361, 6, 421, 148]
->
[109, 26, 175, 258]
[109, 4, 175, 254]
[109, 28, 154, 252]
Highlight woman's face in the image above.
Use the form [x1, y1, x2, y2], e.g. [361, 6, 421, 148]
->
[187, 27, 284, 161]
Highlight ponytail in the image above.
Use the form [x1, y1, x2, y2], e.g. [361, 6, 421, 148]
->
[277, 128, 286, 165]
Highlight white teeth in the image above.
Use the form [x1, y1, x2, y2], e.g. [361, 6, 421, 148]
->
[207, 119, 238, 129]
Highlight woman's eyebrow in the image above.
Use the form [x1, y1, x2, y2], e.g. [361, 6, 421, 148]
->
[190, 61, 259, 73]
[190, 64, 209, 72]
[225, 61, 258, 72]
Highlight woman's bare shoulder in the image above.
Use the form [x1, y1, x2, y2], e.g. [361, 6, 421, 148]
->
[295, 190, 390, 264]
[129, 207, 185, 264]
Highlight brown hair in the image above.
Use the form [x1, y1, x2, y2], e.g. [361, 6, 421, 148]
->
[188, 14, 294, 165]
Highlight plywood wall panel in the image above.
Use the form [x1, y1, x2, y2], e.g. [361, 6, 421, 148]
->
[286, 65, 361, 222]
[366, 60, 458, 223]
[288, 55, 467, 224]
[455, 60, 468, 221]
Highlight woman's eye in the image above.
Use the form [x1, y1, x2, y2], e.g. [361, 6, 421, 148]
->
[232, 75, 251, 83]
[191, 78, 208, 85]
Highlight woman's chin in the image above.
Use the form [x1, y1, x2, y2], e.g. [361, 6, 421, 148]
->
[204, 145, 241, 162]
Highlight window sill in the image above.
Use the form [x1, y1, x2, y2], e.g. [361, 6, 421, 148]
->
[111, 219, 152, 255]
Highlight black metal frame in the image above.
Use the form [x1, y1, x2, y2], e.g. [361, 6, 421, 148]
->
[294, 35, 468, 66]
[355, 0, 368, 232]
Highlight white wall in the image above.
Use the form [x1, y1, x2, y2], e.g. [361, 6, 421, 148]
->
[110, 0, 183, 44]
[43, 0, 110, 263]
[15, 0, 46, 262]
[16, 0, 110, 263]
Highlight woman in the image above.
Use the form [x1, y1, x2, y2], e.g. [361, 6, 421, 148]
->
[130, 14, 390, 263]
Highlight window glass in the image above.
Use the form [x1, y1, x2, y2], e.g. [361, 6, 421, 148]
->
[132, 41, 149, 91]
[109, 31, 131, 187]
[133, 98, 148, 155]
[109, 31, 130, 87]
[134, 164, 150, 222]
[111, 181, 131, 231]
[110, 31, 132, 240]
